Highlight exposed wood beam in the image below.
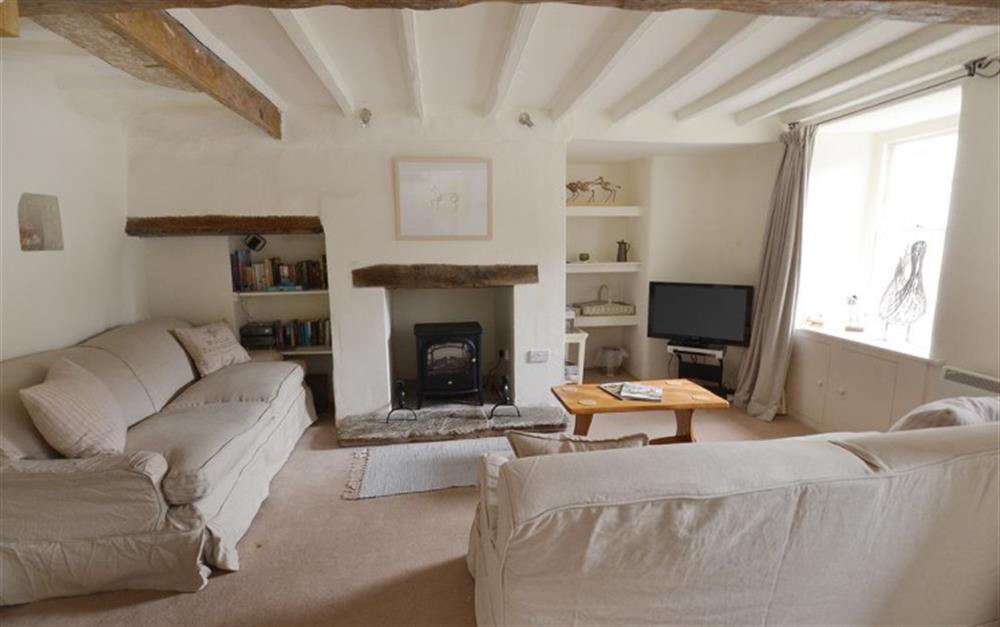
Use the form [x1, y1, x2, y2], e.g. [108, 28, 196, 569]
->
[780, 35, 999, 123]
[271, 8, 354, 115]
[35, 10, 282, 137]
[399, 8, 424, 120]
[735, 23, 965, 124]
[1, 0, 20, 37]
[126, 215, 324, 236]
[19, 0, 1000, 26]
[170, 8, 290, 111]
[352, 264, 539, 288]
[673, 18, 875, 121]
[609, 13, 764, 123]
[548, 11, 659, 121]
[484, 4, 540, 117]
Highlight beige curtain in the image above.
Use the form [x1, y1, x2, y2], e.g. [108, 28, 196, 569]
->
[735, 125, 817, 422]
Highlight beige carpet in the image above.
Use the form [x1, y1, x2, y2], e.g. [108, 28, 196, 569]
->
[0, 408, 812, 626]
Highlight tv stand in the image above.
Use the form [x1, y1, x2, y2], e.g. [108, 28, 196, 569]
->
[667, 344, 727, 396]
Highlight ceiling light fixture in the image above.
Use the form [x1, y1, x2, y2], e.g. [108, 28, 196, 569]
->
[359, 108, 373, 128]
[518, 112, 535, 128]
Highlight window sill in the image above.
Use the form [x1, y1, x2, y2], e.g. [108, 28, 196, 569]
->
[794, 325, 940, 364]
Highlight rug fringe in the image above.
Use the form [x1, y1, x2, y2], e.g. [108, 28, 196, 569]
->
[342, 448, 370, 500]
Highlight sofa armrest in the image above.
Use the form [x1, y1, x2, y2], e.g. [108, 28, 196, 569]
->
[0, 451, 171, 541]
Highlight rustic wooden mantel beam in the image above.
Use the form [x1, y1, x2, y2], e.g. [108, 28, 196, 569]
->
[21, 0, 1000, 25]
[352, 264, 539, 289]
[125, 215, 324, 236]
[32, 9, 282, 138]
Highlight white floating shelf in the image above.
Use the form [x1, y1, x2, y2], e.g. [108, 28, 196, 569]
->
[573, 315, 641, 328]
[566, 205, 642, 218]
[566, 262, 641, 274]
[280, 346, 332, 356]
[234, 289, 329, 298]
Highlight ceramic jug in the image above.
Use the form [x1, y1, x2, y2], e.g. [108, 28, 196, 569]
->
[616, 240, 631, 262]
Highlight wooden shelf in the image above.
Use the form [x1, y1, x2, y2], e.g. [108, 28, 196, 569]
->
[566, 262, 641, 274]
[573, 315, 641, 328]
[126, 215, 323, 237]
[566, 205, 641, 218]
[280, 346, 332, 356]
[234, 289, 328, 298]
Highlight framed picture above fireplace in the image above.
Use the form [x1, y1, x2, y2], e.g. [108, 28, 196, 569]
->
[393, 157, 492, 241]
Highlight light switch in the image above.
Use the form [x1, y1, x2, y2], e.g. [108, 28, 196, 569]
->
[527, 349, 550, 363]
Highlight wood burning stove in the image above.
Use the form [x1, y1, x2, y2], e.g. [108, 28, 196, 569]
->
[414, 321, 483, 408]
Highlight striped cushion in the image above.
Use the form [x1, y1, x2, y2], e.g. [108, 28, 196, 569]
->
[18, 359, 126, 458]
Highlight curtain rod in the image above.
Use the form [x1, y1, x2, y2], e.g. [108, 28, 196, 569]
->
[788, 55, 1000, 130]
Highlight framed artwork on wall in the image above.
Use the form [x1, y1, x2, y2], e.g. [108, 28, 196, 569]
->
[393, 157, 493, 240]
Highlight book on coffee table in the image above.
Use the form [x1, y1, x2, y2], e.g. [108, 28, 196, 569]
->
[598, 382, 663, 402]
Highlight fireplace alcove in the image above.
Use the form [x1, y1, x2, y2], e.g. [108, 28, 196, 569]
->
[352, 264, 537, 409]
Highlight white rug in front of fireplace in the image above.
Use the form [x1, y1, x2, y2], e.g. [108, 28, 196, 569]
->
[343, 437, 511, 499]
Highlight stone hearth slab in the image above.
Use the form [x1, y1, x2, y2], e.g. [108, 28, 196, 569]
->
[336, 403, 568, 447]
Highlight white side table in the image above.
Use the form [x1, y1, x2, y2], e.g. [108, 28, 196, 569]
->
[565, 330, 588, 384]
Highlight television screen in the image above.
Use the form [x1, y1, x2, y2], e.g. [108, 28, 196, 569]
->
[647, 282, 753, 346]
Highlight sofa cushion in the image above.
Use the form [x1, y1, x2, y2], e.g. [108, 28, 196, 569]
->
[172, 322, 250, 378]
[506, 430, 648, 458]
[890, 396, 999, 432]
[164, 361, 305, 419]
[83, 319, 198, 412]
[19, 359, 127, 458]
[125, 402, 274, 504]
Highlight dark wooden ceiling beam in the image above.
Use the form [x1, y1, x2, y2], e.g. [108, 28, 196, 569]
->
[21, 0, 1000, 25]
[125, 215, 324, 236]
[32, 9, 282, 138]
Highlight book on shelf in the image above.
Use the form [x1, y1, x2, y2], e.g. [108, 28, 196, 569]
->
[230, 251, 329, 293]
[598, 382, 663, 402]
[240, 318, 331, 352]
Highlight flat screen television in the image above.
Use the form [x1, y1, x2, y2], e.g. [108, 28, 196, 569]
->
[647, 282, 753, 347]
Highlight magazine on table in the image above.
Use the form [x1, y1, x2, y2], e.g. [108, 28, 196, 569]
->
[598, 382, 663, 402]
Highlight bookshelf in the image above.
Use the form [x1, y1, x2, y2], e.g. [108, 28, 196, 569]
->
[229, 234, 333, 413]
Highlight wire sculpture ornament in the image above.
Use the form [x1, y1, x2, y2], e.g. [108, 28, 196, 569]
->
[878, 240, 928, 341]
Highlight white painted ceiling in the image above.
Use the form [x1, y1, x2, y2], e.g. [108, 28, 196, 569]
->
[17, 5, 1000, 129]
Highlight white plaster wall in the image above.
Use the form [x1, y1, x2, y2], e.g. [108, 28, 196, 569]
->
[932, 79, 1000, 379]
[626, 145, 784, 384]
[1, 52, 145, 359]
[129, 108, 566, 416]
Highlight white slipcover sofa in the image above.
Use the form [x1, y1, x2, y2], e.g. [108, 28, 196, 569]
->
[0, 319, 318, 605]
[468, 423, 1000, 626]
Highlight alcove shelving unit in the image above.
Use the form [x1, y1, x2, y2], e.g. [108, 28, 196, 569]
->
[565, 164, 643, 381]
[229, 233, 334, 409]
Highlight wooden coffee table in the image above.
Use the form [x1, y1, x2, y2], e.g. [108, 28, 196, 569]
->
[550, 379, 729, 444]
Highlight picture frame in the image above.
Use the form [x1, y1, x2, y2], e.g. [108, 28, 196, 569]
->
[393, 157, 493, 241]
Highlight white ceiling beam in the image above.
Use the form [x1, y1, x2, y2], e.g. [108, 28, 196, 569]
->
[780, 35, 1000, 124]
[484, 4, 540, 117]
[271, 8, 354, 115]
[608, 12, 765, 123]
[547, 11, 660, 122]
[735, 23, 966, 124]
[673, 18, 875, 121]
[169, 8, 289, 112]
[399, 8, 425, 120]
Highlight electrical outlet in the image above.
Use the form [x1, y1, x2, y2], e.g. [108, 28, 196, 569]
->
[527, 349, 550, 363]
[499, 349, 510, 361]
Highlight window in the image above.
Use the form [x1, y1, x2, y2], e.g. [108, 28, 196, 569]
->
[798, 89, 961, 358]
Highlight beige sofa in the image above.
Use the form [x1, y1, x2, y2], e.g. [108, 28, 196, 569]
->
[468, 424, 1000, 626]
[0, 319, 318, 605]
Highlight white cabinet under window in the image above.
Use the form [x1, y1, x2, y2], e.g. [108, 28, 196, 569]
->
[786, 329, 932, 433]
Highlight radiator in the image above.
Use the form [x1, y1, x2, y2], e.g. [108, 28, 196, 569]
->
[942, 366, 1000, 394]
